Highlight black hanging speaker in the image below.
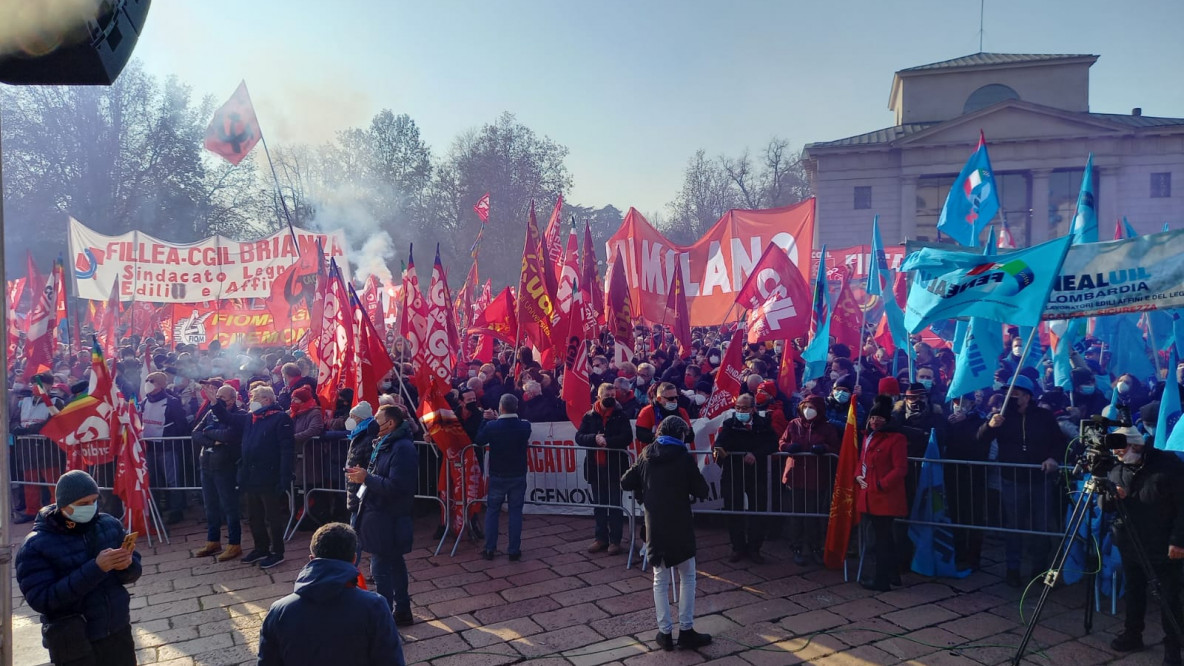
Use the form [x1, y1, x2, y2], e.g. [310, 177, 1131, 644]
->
[0, 0, 151, 86]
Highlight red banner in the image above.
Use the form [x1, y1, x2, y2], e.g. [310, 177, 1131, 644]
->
[701, 329, 746, 420]
[606, 200, 815, 326]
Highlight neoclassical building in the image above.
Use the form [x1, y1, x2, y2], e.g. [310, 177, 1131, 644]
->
[804, 53, 1184, 249]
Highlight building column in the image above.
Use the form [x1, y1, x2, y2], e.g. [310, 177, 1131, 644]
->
[1099, 165, 1120, 233]
[1030, 169, 1051, 246]
[899, 176, 917, 243]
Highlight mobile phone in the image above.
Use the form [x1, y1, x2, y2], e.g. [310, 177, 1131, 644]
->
[122, 532, 138, 552]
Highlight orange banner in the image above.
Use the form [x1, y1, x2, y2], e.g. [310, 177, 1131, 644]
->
[605, 199, 815, 326]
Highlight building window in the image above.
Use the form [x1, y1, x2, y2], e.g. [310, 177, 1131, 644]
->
[1152, 172, 1171, 198]
[854, 186, 872, 210]
[963, 84, 1020, 114]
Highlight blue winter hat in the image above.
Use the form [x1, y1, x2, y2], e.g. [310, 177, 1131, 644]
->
[1010, 375, 1036, 396]
[56, 470, 99, 508]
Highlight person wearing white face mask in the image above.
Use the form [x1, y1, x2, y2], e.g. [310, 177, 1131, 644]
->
[17, 470, 143, 666]
[778, 395, 839, 565]
[140, 371, 190, 524]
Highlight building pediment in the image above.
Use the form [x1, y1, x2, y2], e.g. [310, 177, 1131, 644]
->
[894, 99, 1139, 148]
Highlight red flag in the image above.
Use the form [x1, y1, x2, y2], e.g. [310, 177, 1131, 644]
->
[454, 260, 480, 361]
[399, 247, 430, 392]
[777, 344, 801, 399]
[204, 81, 261, 166]
[560, 315, 593, 428]
[349, 285, 395, 408]
[473, 192, 490, 223]
[580, 220, 605, 326]
[740, 243, 813, 345]
[6, 278, 26, 374]
[516, 201, 556, 355]
[23, 255, 55, 380]
[663, 266, 693, 359]
[824, 400, 861, 569]
[52, 258, 68, 345]
[419, 386, 479, 535]
[113, 395, 151, 535]
[469, 287, 518, 344]
[423, 245, 459, 399]
[829, 277, 864, 351]
[41, 341, 117, 467]
[99, 280, 121, 359]
[267, 244, 320, 336]
[605, 253, 633, 342]
[313, 260, 356, 409]
[361, 275, 386, 339]
[547, 224, 581, 366]
[542, 196, 565, 281]
[702, 330, 747, 420]
[891, 270, 908, 310]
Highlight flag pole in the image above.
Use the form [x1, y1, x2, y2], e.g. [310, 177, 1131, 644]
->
[854, 304, 868, 387]
[1000, 325, 1040, 414]
[1144, 314, 1165, 379]
[258, 131, 301, 254]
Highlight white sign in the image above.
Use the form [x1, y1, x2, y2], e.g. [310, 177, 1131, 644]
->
[68, 217, 350, 303]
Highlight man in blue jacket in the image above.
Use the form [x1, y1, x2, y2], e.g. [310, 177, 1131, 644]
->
[258, 522, 406, 666]
[214, 385, 294, 570]
[476, 394, 533, 561]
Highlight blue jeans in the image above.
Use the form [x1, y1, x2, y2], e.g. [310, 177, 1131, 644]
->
[999, 476, 1053, 572]
[202, 467, 240, 545]
[591, 477, 623, 546]
[370, 518, 412, 615]
[484, 475, 527, 555]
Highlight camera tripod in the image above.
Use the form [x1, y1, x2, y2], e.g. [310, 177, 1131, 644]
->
[1013, 473, 1184, 664]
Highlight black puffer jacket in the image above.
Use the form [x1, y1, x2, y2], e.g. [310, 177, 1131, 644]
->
[976, 402, 1067, 480]
[1105, 447, 1184, 564]
[357, 423, 418, 557]
[193, 403, 243, 472]
[16, 507, 143, 641]
[345, 418, 380, 513]
[575, 406, 633, 486]
[620, 440, 710, 567]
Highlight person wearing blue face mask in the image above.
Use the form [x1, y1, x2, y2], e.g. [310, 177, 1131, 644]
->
[825, 376, 865, 433]
[713, 394, 777, 564]
[16, 470, 143, 666]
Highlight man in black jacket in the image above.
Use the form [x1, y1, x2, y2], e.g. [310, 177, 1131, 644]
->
[214, 385, 294, 570]
[976, 375, 1065, 586]
[192, 385, 244, 561]
[576, 383, 633, 555]
[476, 394, 533, 561]
[621, 416, 712, 651]
[714, 394, 777, 564]
[1104, 426, 1184, 665]
[258, 522, 405, 666]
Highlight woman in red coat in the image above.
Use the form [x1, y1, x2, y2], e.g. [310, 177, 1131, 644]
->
[856, 395, 909, 591]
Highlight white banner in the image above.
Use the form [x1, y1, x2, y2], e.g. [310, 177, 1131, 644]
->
[68, 217, 350, 303]
[1042, 229, 1184, 319]
[521, 415, 729, 515]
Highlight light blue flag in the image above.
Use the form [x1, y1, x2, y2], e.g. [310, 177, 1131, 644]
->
[900, 235, 1073, 334]
[947, 318, 1003, 399]
[1112, 315, 1157, 384]
[908, 430, 971, 578]
[1069, 153, 1098, 244]
[952, 319, 969, 354]
[937, 132, 1000, 247]
[1122, 216, 1138, 239]
[1017, 326, 1045, 371]
[1050, 319, 1084, 391]
[1166, 222, 1172, 233]
[867, 215, 888, 297]
[881, 286, 910, 359]
[1159, 350, 1183, 452]
[801, 316, 832, 384]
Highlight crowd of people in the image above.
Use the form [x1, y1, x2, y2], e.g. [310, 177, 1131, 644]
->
[10, 319, 1184, 663]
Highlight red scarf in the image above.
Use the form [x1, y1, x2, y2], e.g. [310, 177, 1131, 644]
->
[290, 399, 316, 419]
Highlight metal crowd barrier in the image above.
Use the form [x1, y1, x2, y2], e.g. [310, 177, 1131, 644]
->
[452, 443, 639, 568]
[10, 434, 167, 545]
[284, 437, 450, 555]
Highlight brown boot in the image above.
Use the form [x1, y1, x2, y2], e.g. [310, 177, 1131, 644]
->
[216, 545, 243, 562]
[192, 541, 222, 558]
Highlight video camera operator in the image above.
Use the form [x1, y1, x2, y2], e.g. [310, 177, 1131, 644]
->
[1101, 425, 1184, 665]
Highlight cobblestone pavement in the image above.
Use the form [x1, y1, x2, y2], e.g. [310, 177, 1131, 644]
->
[10, 510, 1168, 665]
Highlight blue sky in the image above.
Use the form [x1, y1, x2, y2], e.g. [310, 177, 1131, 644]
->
[136, 0, 1184, 214]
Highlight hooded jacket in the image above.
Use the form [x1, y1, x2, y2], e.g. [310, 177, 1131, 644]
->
[345, 418, 380, 513]
[16, 506, 143, 641]
[258, 557, 406, 666]
[620, 439, 710, 568]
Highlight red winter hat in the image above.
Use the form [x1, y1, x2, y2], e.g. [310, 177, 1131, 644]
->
[757, 380, 777, 396]
[878, 377, 901, 396]
[291, 385, 314, 404]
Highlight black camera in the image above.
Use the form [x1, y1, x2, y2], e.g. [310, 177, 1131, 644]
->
[1076, 406, 1133, 476]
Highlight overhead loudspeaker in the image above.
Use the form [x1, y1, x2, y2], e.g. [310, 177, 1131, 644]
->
[0, 0, 152, 86]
